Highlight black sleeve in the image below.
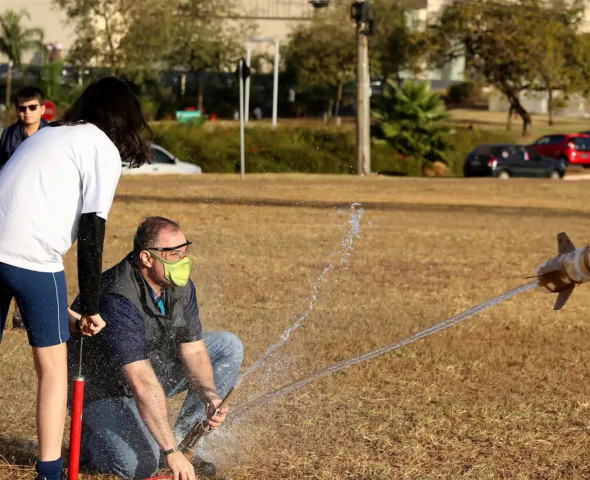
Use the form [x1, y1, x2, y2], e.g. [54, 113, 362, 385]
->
[77, 212, 106, 315]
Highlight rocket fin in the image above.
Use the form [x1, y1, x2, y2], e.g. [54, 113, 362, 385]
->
[557, 232, 576, 255]
[554, 285, 574, 310]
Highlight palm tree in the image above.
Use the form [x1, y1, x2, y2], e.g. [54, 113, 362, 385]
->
[372, 80, 453, 173]
[0, 10, 44, 105]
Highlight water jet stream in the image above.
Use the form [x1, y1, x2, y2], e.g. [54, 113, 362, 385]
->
[230, 281, 537, 421]
[235, 203, 364, 388]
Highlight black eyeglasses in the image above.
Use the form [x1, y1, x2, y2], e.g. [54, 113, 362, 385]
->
[17, 104, 40, 113]
[148, 241, 192, 252]
[147, 241, 192, 261]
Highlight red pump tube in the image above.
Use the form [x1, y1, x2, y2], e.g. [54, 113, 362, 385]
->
[69, 377, 85, 480]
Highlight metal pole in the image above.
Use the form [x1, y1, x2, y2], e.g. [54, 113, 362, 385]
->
[361, 32, 371, 176]
[180, 73, 186, 98]
[355, 2, 371, 176]
[272, 39, 279, 128]
[245, 38, 280, 127]
[239, 60, 246, 180]
[355, 19, 364, 176]
[245, 43, 251, 124]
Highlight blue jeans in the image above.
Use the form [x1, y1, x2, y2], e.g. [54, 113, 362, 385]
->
[79, 331, 243, 480]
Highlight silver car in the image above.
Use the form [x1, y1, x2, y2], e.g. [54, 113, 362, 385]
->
[121, 144, 202, 175]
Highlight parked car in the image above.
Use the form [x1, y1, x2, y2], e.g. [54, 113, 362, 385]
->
[463, 144, 565, 179]
[528, 133, 590, 166]
[121, 144, 202, 175]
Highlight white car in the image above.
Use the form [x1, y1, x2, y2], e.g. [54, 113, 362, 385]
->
[121, 144, 202, 175]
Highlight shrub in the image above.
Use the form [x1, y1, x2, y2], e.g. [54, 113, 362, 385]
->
[372, 80, 454, 173]
[150, 121, 524, 176]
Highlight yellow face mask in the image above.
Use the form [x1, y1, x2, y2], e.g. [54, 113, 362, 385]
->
[148, 250, 192, 287]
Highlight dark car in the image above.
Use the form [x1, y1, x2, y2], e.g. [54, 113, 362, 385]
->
[463, 144, 565, 179]
[528, 133, 590, 166]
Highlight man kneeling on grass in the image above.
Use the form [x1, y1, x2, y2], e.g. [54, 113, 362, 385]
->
[68, 216, 243, 480]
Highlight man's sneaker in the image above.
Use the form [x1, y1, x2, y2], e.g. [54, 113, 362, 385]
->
[11, 310, 25, 329]
[193, 455, 217, 477]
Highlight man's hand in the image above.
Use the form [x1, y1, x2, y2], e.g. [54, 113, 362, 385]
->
[207, 398, 228, 431]
[78, 313, 106, 336]
[166, 451, 195, 480]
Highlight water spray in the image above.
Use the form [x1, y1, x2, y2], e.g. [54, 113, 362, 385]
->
[235, 203, 364, 387]
[68, 337, 84, 480]
[229, 281, 537, 421]
[150, 280, 539, 478]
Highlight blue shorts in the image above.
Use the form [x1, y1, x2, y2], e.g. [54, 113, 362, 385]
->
[0, 262, 70, 347]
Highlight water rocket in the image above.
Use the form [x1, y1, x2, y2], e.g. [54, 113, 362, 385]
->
[534, 232, 590, 310]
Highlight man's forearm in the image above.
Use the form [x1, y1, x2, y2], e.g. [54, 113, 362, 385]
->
[180, 342, 219, 404]
[124, 362, 178, 450]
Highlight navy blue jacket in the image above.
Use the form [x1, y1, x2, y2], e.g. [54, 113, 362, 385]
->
[0, 118, 49, 169]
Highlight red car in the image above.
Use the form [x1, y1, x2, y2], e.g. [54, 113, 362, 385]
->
[529, 133, 590, 166]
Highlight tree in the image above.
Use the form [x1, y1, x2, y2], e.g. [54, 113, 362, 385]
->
[54, 0, 133, 75]
[0, 10, 44, 105]
[117, 0, 176, 84]
[370, 0, 423, 82]
[372, 80, 453, 173]
[55, 0, 251, 108]
[162, 0, 253, 112]
[570, 32, 590, 97]
[283, 0, 356, 124]
[524, 1, 584, 126]
[429, 0, 584, 136]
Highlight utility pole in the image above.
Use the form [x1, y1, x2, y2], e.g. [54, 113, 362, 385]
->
[351, 1, 376, 177]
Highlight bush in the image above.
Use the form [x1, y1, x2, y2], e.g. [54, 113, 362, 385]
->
[151, 123, 360, 173]
[372, 80, 454, 173]
[445, 82, 488, 107]
[150, 121, 524, 176]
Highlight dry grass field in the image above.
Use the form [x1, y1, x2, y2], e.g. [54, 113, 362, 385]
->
[3, 173, 590, 480]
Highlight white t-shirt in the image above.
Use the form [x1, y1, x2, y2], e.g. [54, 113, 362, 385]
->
[0, 123, 121, 272]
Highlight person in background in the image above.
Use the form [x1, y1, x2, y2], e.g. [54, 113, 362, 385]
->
[0, 86, 49, 329]
[0, 77, 153, 480]
[68, 216, 243, 480]
[0, 86, 48, 169]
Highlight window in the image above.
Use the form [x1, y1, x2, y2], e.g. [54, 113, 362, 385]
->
[573, 137, 590, 151]
[525, 147, 541, 161]
[152, 149, 175, 164]
[475, 146, 491, 155]
[549, 135, 566, 145]
[495, 146, 516, 159]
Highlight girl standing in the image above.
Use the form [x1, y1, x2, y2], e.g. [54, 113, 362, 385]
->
[0, 77, 153, 480]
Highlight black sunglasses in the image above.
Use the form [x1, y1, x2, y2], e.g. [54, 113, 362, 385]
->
[17, 104, 40, 113]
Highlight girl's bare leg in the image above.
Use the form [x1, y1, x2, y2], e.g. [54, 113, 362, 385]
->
[33, 343, 67, 460]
